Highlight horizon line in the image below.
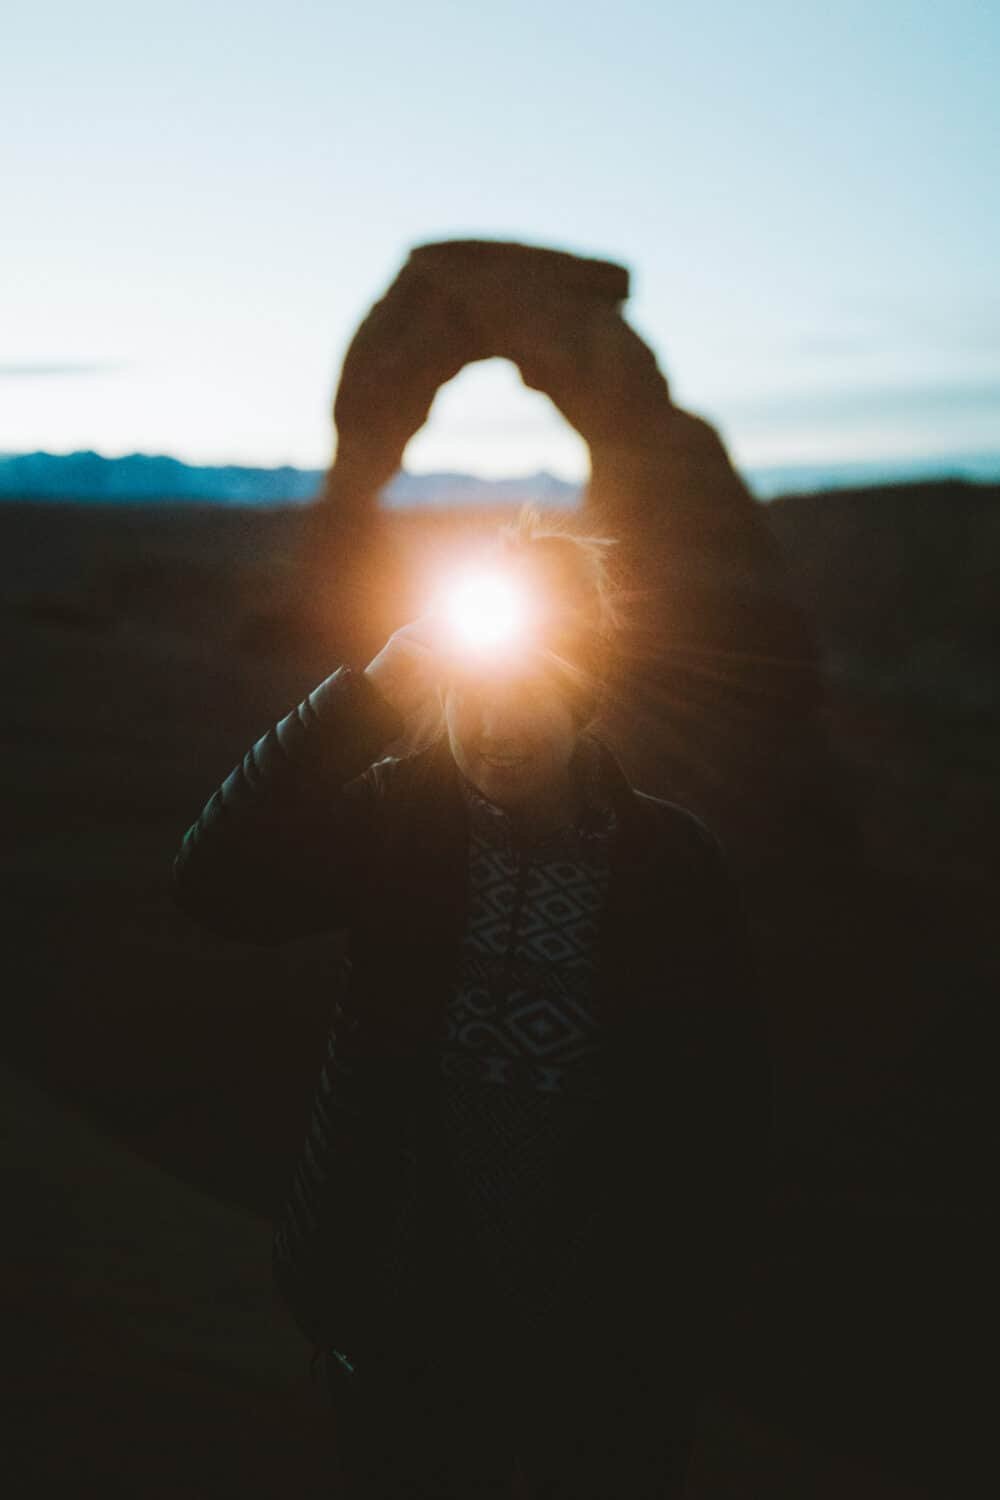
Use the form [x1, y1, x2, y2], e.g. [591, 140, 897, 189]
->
[3, 446, 1000, 479]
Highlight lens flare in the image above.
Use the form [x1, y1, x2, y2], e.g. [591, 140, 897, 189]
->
[442, 571, 528, 654]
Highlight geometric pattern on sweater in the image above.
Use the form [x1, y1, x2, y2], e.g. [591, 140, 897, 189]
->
[465, 852, 608, 963]
[422, 740, 619, 1343]
[441, 953, 604, 1095]
[274, 734, 620, 1363]
[440, 736, 617, 1102]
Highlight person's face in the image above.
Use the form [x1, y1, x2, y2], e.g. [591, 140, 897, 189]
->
[442, 665, 579, 813]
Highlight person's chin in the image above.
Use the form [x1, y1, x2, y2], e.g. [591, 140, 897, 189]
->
[476, 755, 532, 801]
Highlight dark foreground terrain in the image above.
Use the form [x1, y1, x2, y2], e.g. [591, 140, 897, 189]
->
[2, 483, 997, 1497]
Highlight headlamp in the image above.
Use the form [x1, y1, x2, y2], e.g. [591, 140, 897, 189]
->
[439, 570, 532, 657]
[430, 563, 601, 723]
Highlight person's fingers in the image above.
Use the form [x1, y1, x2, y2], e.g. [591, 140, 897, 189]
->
[392, 613, 453, 659]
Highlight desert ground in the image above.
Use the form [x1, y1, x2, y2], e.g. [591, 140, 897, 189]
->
[2, 483, 997, 1497]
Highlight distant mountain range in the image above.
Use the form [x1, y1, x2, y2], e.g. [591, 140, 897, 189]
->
[1, 448, 998, 506]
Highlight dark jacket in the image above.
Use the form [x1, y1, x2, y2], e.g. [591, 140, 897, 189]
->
[173, 664, 772, 1376]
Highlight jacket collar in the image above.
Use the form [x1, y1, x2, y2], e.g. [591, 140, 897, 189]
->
[456, 733, 618, 852]
[417, 727, 663, 878]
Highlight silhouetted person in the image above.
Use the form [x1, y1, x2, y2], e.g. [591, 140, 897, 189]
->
[173, 508, 771, 1499]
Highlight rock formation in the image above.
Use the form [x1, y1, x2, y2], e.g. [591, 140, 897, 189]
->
[305, 239, 848, 888]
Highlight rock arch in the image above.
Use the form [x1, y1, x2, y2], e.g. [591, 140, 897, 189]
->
[304, 239, 848, 885]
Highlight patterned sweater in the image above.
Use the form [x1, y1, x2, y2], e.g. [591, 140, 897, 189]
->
[269, 738, 620, 1374]
[364, 738, 620, 1352]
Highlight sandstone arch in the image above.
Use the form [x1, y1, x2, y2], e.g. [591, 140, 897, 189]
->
[304, 239, 848, 887]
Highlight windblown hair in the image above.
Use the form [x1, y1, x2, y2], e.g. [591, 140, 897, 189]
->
[494, 504, 620, 634]
[489, 505, 621, 726]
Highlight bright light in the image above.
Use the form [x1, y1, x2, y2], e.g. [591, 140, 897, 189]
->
[441, 571, 529, 654]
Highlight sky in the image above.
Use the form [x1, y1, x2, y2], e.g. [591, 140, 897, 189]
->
[4, 0, 999, 481]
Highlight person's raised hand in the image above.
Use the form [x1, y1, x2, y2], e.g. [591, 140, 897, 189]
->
[332, 266, 478, 494]
[363, 615, 453, 726]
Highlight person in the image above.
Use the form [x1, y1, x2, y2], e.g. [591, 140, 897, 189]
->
[173, 506, 772, 1499]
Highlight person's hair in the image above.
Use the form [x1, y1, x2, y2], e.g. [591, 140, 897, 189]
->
[489, 504, 620, 726]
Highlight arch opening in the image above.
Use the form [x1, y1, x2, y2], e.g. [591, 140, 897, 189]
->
[382, 358, 588, 510]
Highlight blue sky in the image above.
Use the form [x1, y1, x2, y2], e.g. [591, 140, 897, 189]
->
[4, 0, 998, 479]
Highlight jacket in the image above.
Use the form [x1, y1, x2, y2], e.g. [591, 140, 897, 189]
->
[172, 664, 772, 1374]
